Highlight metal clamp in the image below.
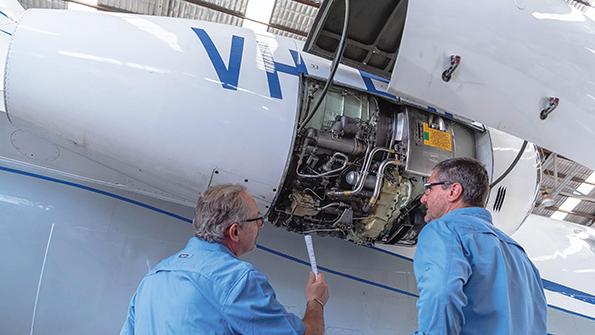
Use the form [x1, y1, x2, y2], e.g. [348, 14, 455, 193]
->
[442, 55, 461, 82]
[540, 97, 559, 120]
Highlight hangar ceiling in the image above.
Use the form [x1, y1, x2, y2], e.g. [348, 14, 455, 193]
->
[16, 0, 595, 228]
[533, 149, 595, 227]
[18, 0, 321, 39]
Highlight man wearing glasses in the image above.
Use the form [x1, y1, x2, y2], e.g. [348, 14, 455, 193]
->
[414, 158, 547, 335]
[121, 184, 329, 335]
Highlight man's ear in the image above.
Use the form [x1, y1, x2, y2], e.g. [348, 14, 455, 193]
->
[226, 223, 241, 242]
[448, 183, 464, 203]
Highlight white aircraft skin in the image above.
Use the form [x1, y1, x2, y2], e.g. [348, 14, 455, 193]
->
[0, 1, 593, 334]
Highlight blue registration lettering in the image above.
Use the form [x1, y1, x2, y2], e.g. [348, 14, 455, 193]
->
[192, 28, 309, 99]
[266, 50, 308, 99]
[359, 70, 396, 100]
[191, 28, 244, 90]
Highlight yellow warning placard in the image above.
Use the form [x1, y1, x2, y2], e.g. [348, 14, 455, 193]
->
[422, 122, 453, 152]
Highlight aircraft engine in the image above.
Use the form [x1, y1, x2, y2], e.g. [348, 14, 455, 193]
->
[270, 78, 489, 245]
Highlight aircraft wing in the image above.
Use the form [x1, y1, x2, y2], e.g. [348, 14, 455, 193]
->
[305, 0, 595, 170]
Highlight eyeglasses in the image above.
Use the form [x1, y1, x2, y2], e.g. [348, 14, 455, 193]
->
[423, 181, 450, 194]
[240, 216, 264, 225]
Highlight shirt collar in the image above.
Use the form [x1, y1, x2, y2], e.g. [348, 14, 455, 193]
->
[185, 236, 235, 256]
[443, 207, 492, 222]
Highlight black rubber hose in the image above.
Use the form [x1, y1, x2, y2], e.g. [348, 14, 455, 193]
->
[489, 140, 528, 189]
[298, 0, 350, 130]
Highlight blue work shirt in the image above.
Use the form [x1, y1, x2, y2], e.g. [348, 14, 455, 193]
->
[413, 207, 547, 335]
[121, 237, 305, 335]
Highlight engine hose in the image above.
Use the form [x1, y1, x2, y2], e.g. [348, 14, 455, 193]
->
[489, 140, 528, 189]
[298, 0, 350, 130]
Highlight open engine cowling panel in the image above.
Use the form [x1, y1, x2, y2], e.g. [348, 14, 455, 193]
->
[269, 78, 491, 246]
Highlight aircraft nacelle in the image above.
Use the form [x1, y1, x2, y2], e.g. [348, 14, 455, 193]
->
[3, 9, 538, 246]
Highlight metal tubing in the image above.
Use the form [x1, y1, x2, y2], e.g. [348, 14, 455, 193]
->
[366, 159, 400, 209]
[297, 152, 349, 178]
[326, 147, 394, 197]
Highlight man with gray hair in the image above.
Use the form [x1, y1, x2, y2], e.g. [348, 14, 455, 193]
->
[121, 184, 329, 335]
[414, 157, 547, 335]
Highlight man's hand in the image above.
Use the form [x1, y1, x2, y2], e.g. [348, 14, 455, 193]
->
[303, 272, 328, 335]
[305, 271, 329, 305]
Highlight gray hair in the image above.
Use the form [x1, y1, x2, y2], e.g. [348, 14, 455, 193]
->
[193, 184, 251, 242]
[433, 157, 490, 207]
